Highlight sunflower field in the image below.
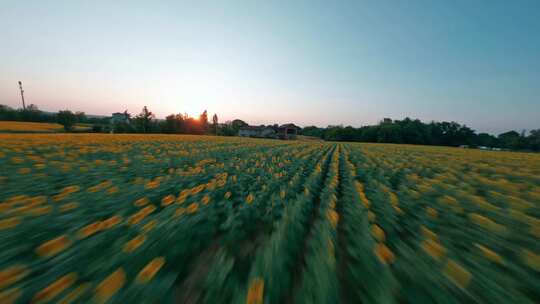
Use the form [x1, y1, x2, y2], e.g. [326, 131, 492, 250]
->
[0, 134, 539, 303]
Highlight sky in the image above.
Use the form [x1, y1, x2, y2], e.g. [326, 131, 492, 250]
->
[1, 1, 539, 134]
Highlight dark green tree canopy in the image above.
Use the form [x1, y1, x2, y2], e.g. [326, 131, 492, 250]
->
[299, 117, 539, 151]
[57, 110, 77, 131]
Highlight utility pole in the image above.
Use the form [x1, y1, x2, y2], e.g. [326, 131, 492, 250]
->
[18, 81, 26, 110]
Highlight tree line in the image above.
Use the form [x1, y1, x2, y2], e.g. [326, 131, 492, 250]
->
[108, 106, 216, 134]
[1, 104, 538, 151]
[110, 107, 253, 136]
[301, 118, 540, 151]
[0, 103, 249, 136]
[0, 104, 97, 125]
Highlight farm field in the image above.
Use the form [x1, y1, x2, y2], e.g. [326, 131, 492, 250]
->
[0, 121, 64, 133]
[0, 134, 539, 303]
[0, 121, 92, 133]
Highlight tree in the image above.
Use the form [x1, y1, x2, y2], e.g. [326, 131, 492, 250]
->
[231, 119, 248, 131]
[26, 104, 39, 112]
[377, 123, 402, 143]
[162, 113, 185, 134]
[199, 110, 209, 133]
[112, 120, 133, 133]
[19, 104, 43, 122]
[0, 104, 16, 120]
[163, 114, 176, 133]
[399, 118, 427, 144]
[528, 129, 540, 151]
[57, 110, 77, 131]
[301, 126, 325, 138]
[183, 115, 201, 134]
[218, 120, 237, 136]
[212, 114, 219, 135]
[293, 117, 540, 151]
[475, 133, 497, 147]
[498, 131, 520, 150]
[123, 110, 131, 121]
[133, 106, 155, 133]
[324, 125, 344, 141]
[75, 111, 87, 123]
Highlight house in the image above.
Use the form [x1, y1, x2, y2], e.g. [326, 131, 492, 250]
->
[277, 123, 299, 139]
[110, 112, 130, 124]
[238, 123, 300, 139]
[238, 125, 276, 138]
[110, 111, 131, 133]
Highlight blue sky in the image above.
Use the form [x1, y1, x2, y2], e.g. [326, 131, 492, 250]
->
[1, 0, 539, 134]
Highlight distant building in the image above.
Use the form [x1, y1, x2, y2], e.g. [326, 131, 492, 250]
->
[110, 111, 130, 133]
[238, 125, 276, 138]
[277, 123, 299, 139]
[238, 123, 300, 139]
[110, 112, 130, 124]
